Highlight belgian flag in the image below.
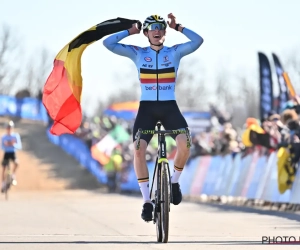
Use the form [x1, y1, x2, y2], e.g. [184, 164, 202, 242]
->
[42, 17, 140, 135]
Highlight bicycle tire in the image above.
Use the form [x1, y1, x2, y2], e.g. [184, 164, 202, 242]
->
[5, 186, 8, 200]
[4, 174, 11, 201]
[161, 161, 170, 243]
[155, 163, 162, 242]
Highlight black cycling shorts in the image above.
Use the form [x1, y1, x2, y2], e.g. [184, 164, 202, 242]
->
[132, 100, 188, 144]
[1, 152, 17, 167]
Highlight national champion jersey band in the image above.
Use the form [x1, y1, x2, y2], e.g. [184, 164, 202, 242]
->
[103, 28, 203, 101]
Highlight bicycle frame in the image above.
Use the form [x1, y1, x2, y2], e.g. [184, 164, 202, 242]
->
[3, 163, 12, 200]
[135, 122, 192, 223]
[149, 122, 173, 214]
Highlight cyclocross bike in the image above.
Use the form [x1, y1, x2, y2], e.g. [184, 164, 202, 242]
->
[135, 121, 191, 243]
[2, 162, 13, 200]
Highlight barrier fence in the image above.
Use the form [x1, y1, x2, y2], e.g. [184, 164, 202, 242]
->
[1, 95, 299, 209]
[0, 95, 49, 123]
[46, 129, 300, 207]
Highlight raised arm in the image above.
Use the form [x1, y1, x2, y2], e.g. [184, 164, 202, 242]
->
[103, 23, 141, 62]
[174, 27, 203, 59]
[13, 133, 22, 150]
[167, 13, 204, 60]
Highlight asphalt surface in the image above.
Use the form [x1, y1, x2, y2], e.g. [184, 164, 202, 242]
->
[1, 190, 300, 250]
[1, 118, 300, 249]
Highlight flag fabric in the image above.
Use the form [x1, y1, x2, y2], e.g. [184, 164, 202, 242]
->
[272, 53, 289, 113]
[42, 17, 141, 135]
[277, 147, 295, 194]
[283, 72, 296, 98]
[91, 125, 130, 165]
[258, 52, 274, 121]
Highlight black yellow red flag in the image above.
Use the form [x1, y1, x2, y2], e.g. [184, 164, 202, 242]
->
[42, 17, 140, 135]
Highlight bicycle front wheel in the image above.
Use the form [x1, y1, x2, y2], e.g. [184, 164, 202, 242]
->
[160, 161, 171, 243]
[155, 163, 162, 243]
[4, 174, 11, 201]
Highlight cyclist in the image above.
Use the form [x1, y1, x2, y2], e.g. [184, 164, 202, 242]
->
[1, 121, 22, 192]
[103, 13, 203, 221]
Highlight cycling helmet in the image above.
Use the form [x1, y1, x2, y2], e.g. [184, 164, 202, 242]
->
[142, 15, 167, 30]
[7, 120, 14, 128]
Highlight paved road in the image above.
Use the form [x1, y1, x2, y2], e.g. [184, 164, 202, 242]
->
[0, 118, 102, 191]
[1, 190, 300, 250]
[0, 117, 299, 249]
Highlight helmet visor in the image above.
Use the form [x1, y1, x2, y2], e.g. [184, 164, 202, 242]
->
[147, 23, 165, 31]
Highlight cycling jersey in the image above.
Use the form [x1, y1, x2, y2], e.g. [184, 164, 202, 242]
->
[103, 28, 203, 101]
[1, 133, 22, 153]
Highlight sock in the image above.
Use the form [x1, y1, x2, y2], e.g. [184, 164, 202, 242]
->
[171, 165, 184, 183]
[138, 177, 150, 203]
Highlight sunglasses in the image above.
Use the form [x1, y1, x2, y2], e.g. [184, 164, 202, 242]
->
[147, 23, 166, 31]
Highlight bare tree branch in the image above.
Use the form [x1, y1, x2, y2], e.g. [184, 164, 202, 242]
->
[35, 47, 54, 90]
[282, 49, 300, 94]
[22, 46, 54, 96]
[0, 24, 21, 94]
[214, 68, 235, 112]
[176, 60, 208, 109]
[230, 75, 259, 127]
[106, 82, 139, 106]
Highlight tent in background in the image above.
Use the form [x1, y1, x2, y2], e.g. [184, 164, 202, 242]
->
[103, 101, 139, 120]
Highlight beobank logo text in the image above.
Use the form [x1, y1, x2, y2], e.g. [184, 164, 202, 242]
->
[145, 85, 172, 90]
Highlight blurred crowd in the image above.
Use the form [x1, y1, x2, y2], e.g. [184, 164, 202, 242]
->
[73, 105, 245, 191]
[62, 99, 300, 191]
[74, 99, 300, 160]
[75, 105, 244, 161]
[241, 97, 300, 161]
[244, 101, 299, 145]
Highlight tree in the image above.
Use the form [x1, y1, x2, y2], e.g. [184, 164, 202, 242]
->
[105, 65, 140, 106]
[231, 75, 259, 127]
[0, 24, 21, 94]
[35, 47, 54, 91]
[105, 82, 139, 106]
[214, 68, 235, 112]
[24, 47, 54, 96]
[92, 65, 140, 117]
[282, 49, 300, 94]
[175, 59, 209, 109]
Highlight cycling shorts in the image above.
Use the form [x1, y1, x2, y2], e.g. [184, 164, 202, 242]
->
[132, 101, 188, 144]
[1, 152, 18, 167]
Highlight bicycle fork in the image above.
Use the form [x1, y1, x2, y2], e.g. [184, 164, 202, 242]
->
[151, 157, 161, 224]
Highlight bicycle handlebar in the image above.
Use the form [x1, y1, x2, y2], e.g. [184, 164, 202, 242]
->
[135, 128, 191, 150]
